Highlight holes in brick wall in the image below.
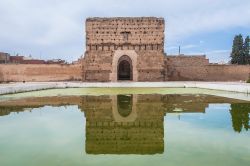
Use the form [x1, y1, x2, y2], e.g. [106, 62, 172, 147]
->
[88, 43, 161, 51]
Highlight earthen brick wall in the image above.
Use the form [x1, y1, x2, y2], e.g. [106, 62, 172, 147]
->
[0, 64, 82, 82]
[84, 17, 165, 82]
[86, 17, 164, 51]
[165, 55, 250, 81]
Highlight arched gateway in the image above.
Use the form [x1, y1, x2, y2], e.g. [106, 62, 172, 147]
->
[117, 55, 133, 80]
[110, 50, 138, 82]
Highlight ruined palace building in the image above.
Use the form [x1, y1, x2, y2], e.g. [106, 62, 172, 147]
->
[1, 17, 250, 82]
[82, 17, 240, 82]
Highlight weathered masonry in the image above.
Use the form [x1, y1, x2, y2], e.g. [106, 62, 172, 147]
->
[1, 17, 250, 82]
[81, 17, 250, 82]
[82, 17, 166, 82]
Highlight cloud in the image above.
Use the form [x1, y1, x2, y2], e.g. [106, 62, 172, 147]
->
[166, 44, 199, 55]
[205, 49, 231, 63]
[0, 0, 249, 62]
[165, 1, 250, 42]
[182, 49, 231, 63]
[182, 44, 198, 49]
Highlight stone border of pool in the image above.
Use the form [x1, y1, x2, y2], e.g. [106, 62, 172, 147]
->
[1, 81, 250, 95]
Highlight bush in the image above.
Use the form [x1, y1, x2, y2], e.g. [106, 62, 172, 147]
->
[247, 78, 250, 83]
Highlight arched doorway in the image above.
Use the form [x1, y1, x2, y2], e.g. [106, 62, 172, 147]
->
[117, 95, 133, 117]
[112, 94, 137, 123]
[117, 55, 133, 80]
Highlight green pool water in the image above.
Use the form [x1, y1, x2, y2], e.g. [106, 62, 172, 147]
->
[0, 93, 249, 166]
[0, 87, 239, 100]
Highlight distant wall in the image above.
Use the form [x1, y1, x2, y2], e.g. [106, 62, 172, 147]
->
[165, 55, 208, 81]
[206, 65, 250, 81]
[165, 56, 250, 81]
[0, 64, 82, 82]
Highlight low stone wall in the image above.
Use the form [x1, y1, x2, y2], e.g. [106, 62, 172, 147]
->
[1, 82, 250, 98]
[0, 64, 82, 82]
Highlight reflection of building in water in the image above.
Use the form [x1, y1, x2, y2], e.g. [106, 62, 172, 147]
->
[0, 94, 250, 154]
[82, 95, 164, 154]
[79, 94, 250, 154]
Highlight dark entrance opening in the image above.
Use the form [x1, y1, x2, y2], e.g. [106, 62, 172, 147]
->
[117, 95, 132, 117]
[117, 55, 132, 81]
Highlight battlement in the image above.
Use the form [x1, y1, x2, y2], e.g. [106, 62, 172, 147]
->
[86, 17, 164, 22]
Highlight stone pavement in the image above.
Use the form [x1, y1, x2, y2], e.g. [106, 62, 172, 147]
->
[1, 81, 250, 95]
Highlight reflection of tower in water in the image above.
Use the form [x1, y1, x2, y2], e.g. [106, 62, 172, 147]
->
[0, 93, 249, 154]
[84, 94, 164, 154]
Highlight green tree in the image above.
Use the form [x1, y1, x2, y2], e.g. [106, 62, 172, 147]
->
[230, 103, 250, 133]
[243, 36, 250, 64]
[231, 34, 244, 64]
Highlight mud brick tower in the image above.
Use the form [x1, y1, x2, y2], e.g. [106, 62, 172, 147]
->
[82, 17, 165, 82]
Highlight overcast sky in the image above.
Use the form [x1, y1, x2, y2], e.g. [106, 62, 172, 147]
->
[0, 0, 250, 63]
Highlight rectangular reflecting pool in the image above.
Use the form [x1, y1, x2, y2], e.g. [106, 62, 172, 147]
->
[0, 92, 249, 166]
